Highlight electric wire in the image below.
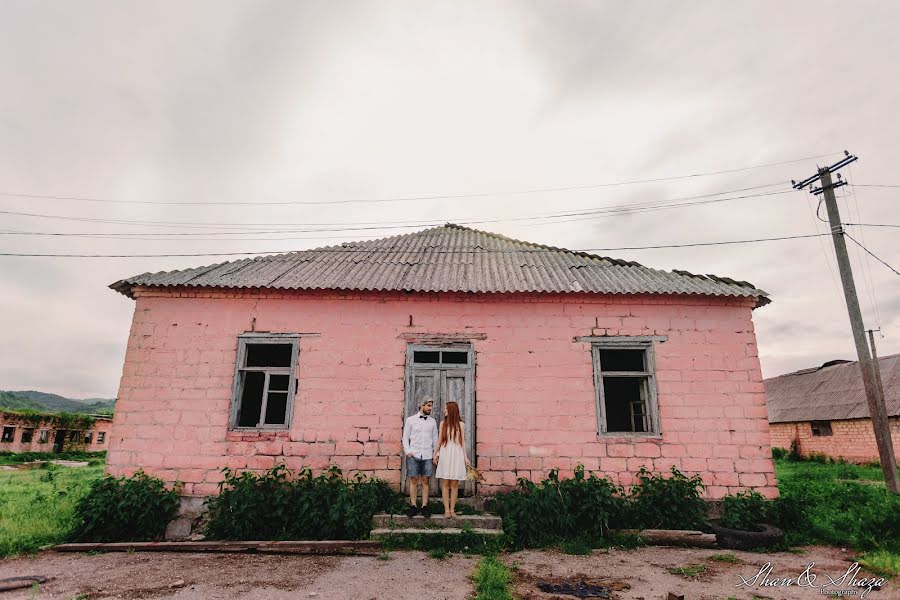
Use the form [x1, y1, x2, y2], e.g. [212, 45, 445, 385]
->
[844, 167, 882, 329]
[844, 232, 900, 277]
[0, 232, 831, 258]
[0, 152, 839, 206]
[0, 188, 794, 234]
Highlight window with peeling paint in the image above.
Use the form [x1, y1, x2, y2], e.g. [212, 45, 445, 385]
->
[591, 343, 660, 435]
[38, 429, 49, 443]
[231, 335, 300, 429]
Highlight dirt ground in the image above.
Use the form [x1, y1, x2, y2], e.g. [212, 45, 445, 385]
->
[510, 545, 899, 600]
[0, 546, 896, 600]
[0, 551, 478, 600]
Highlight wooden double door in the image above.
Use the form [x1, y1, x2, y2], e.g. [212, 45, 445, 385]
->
[402, 344, 476, 496]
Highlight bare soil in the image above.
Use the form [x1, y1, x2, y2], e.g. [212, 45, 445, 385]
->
[0, 551, 477, 600]
[508, 545, 899, 600]
[0, 546, 895, 599]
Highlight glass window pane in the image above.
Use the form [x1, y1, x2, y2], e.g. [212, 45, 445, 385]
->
[599, 349, 645, 372]
[603, 376, 648, 432]
[245, 343, 293, 368]
[441, 351, 468, 365]
[269, 374, 290, 391]
[237, 371, 265, 426]
[265, 392, 288, 425]
[413, 351, 440, 364]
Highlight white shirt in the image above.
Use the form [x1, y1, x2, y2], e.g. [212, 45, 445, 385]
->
[403, 412, 438, 459]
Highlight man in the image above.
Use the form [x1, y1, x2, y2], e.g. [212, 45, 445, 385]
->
[402, 397, 438, 518]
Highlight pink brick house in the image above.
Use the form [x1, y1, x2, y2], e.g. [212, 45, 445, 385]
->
[107, 224, 777, 499]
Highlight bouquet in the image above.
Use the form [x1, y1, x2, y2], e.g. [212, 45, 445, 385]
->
[466, 466, 484, 482]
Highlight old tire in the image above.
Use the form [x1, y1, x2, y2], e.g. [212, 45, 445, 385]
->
[709, 520, 784, 551]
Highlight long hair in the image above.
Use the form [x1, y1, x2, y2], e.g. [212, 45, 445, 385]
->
[439, 401, 463, 447]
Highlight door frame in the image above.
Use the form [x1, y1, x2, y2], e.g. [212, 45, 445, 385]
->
[401, 343, 476, 496]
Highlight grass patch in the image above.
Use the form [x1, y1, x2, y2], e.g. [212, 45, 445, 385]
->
[773, 459, 900, 553]
[0, 451, 107, 466]
[428, 547, 451, 560]
[667, 563, 706, 578]
[709, 553, 740, 563]
[0, 463, 103, 557]
[858, 550, 900, 579]
[378, 530, 504, 555]
[471, 556, 514, 600]
[561, 539, 592, 555]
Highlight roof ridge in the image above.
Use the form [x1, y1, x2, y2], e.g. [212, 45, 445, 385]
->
[441, 223, 642, 267]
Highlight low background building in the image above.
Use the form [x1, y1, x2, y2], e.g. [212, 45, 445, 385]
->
[0, 411, 112, 454]
[765, 354, 900, 463]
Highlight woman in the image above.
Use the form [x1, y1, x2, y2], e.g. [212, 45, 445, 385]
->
[433, 401, 470, 518]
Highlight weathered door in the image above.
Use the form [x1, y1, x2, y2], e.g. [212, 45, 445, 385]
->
[402, 344, 476, 496]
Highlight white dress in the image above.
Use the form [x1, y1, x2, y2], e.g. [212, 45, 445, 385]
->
[434, 423, 468, 481]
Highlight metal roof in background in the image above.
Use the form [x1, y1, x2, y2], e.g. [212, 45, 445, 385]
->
[765, 353, 900, 423]
[110, 224, 771, 306]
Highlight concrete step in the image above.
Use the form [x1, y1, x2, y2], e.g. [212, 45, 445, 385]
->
[371, 527, 502, 538]
[372, 513, 502, 531]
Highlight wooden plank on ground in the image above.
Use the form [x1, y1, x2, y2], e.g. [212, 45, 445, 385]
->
[615, 529, 717, 549]
[53, 540, 382, 555]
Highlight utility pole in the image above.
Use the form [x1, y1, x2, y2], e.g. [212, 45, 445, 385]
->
[867, 329, 887, 418]
[793, 152, 899, 493]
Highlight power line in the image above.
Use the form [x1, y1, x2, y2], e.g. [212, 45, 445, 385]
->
[845, 232, 900, 277]
[0, 187, 794, 233]
[0, 232, 830, 258]
[845, 167, 882, 329]
[0, 152, 839, 207]
[843, 222, 900, 228]
[850, 184, 900, 188]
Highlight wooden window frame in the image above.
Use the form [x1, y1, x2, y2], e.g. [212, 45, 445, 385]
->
[810, 420, 833, 437]
[229, 333, 301, 431]
[1, 426, 14, 443]
[96, 431, 106, 444]
[590, 339, 661, 438]
[21, 427, 35, 443]
[38, 429, 49, 443]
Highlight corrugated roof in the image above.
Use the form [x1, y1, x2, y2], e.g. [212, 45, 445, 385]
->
[110, 224, 771, 306]
[765, 354, 900, 423]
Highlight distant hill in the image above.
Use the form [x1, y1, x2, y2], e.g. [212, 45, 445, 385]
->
[0, 390, 115, 415]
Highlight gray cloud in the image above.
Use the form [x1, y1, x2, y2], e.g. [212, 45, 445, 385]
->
[0, 0, 898, 396]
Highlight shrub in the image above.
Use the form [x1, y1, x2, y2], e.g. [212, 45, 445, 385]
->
[720, 490, 768, 531]
[69, 471, 180, 542]
[626, 467, 707, 530]
[203, 464, 403, 541]
[788, 439, 802, 461]
[770, 447, 788, 460]
[492, 465, 627, 549]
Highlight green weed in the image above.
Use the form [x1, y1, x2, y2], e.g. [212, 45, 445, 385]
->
[471, 556, 514, 600]
[709, 553, 740, 563]
[667, 563, 706, 578]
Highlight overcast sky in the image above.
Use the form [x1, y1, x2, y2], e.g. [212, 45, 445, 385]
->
[1, 1, 898, 399]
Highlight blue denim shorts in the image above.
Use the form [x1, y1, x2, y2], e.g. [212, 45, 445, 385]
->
[406, 456, 433, 478]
